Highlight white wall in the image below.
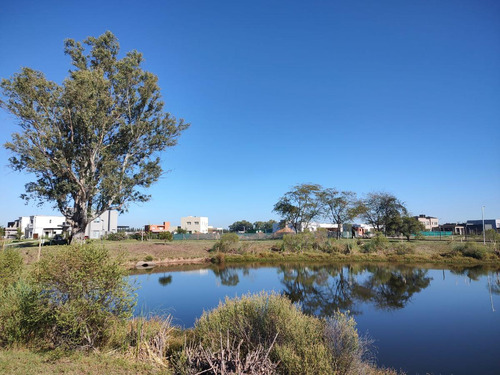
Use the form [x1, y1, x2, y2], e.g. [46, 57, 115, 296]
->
[181, 216, 209, 234]
[85, 210, 118, 239]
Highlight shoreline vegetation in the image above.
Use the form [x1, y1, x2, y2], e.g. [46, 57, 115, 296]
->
[1, 236, 499, 374]
[1, 243, 401, 375]
[5, 234, 499, 269]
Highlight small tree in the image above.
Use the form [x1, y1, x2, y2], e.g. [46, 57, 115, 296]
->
[398, 216, 425, 241]
[158, 231, 173, 244]
[273, 183, 322, 233]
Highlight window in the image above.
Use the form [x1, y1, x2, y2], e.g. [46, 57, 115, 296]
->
[195, 221, 199, 225]
[187, 222, 191, 225]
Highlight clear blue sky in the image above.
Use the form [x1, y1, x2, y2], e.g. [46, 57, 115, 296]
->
[1, 0, 499, 228]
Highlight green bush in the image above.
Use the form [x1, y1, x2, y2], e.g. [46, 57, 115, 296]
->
[452, 242, 488, 260]
[361, 233, 388, 253]
[0, 280, 49, 347]
[29, 244, 136, 349]
[212, 233, 240, 253]
[393, 242, 415, 255]
[106, 232, 128, 241]
[193, 292, 333, 374]
[282, 232, 315, 252]
[0, 248, 23, 288]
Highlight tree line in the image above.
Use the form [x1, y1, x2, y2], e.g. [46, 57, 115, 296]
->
[272, 183, 425, 240]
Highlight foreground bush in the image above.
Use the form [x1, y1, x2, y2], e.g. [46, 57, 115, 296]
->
[187, 292, 377, 375]
[0, 248, 23, 288]
[0, 244, 136, 349]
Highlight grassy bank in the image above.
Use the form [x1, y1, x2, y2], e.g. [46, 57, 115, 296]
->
[8, 235, 500, 268]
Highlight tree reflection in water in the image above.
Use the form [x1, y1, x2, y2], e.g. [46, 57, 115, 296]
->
[279, 264, 432, 315]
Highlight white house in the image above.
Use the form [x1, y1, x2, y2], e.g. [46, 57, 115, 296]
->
[85, 210, 119, 239]
[304, 222, 342, 233]
[414, 215, 439, 231]
[181, 216, 209, 234]
[5, 210, 118, 240]
[5, 215, 66, 239]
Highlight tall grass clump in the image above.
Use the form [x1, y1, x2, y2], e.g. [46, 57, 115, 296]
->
[191, 292, 331, 374]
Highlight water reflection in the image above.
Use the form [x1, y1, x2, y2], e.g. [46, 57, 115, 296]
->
[277, 264, 432, 315]
[158, 274, 172, 286]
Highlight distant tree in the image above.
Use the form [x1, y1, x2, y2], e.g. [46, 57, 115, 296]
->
[176, 227, 188, 234]
[0, 31, 189, 243]
[398, 216, 425, 241]
[229, 220, 254, 233]
[0, 226, 5, 239]
[158, 231, 173, 244]
[253, 220, 277, 233]
[273, 183, 322, 233]
[16, 228, 23, 240]
[360, 192, 407, 236]
[318, 188, 361, 239]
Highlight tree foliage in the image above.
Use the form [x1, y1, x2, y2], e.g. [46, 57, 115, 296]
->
[228, 220, 254, 233]
[0, 31, 189, 242]
[360, 192, 407, 235]
[253, 220, 276, 233]
[398, 216, 425, 241]
[273, 183, 322, 233]
[318, 188, 361, 239]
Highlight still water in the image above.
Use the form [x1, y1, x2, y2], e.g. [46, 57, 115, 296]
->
[130, 263, 500, 375]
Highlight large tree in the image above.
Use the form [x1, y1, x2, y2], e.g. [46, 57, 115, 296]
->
[273, 183, 322, 233]
[360, 192, 407, 235]
[0, 32, 189, 242]
[318, 188, 361, 239]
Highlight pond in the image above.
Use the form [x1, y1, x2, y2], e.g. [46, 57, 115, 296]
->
[130, 263, 500, 375]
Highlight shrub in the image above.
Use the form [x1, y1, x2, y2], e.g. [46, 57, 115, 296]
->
[0, 280, 49, 347]
[361, 233, 388, 253]
[0, 248, 23, 288]
[452, 242, 488, 260]
[31, 244, 136, 349]
[193, 292, 333, 374]
[282, 232, 315, 252]
[144, 255, 154, 262]
[324, 311, 374, 375]
[106, 232, 128, 241]
[393, 242, 415, 255]
[212, 233, 240, 253]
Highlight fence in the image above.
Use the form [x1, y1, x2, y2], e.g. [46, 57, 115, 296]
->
[420, 231, 453, 237]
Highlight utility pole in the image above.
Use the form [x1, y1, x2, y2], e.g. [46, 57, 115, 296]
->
[482, 206, 486, 245]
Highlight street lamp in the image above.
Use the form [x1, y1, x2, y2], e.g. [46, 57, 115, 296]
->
[482, 206, 486, 245]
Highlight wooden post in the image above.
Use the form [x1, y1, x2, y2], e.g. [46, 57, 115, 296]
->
[37, 239, 42, 261]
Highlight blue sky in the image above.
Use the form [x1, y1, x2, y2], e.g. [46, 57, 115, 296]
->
[1, 0, 499, 228]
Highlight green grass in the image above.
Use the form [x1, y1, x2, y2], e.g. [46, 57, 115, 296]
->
[0, 349, 162, 375]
